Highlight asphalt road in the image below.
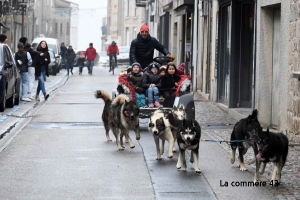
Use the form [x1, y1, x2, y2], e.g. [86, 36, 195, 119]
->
[0, 65, 275, 200]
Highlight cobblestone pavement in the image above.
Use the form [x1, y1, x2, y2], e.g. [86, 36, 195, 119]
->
[194, 94, 300, 200]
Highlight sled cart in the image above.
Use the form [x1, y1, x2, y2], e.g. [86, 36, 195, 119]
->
[112, 57, 195, 120]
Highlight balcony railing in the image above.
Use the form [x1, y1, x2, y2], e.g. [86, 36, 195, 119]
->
[163, 0, 173, 7]
[173, 0, 194, 10]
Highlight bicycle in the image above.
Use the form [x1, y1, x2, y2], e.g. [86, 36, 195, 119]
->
[109, 54, 117, 75]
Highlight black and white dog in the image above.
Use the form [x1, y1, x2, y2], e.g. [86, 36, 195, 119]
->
[148, 110, 174, 159]
[95, 90, 140, 150]
[176, 119, 201, 173]
[254, 128, 289, 184]
[230, 109, 261, 171]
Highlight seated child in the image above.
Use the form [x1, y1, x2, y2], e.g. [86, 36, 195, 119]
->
[161, 62, 181, 108]
[142, 62, 162, 108]
[160, 67, 166, 76]
[126, 62, 147, 108]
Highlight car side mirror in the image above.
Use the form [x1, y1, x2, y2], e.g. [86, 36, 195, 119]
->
[5, 61, 13, 69]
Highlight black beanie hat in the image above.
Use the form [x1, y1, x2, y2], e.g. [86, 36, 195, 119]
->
[19, 37, 28, 45]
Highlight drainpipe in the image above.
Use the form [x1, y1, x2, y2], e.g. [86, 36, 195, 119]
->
[192, 0, 198, 92]
[153, 0, 158, 57]
[212, 0, 218, 102]
[197, 1, 204, 92]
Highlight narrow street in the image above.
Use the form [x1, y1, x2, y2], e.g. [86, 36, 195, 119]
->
[0, 65, 276, 199]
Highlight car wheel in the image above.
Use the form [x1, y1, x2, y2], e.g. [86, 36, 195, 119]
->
[53, 66, 57, 76]
[6, 87, 15, 108]
[14, 84, 20, 105]
[0, 88, 7, 112]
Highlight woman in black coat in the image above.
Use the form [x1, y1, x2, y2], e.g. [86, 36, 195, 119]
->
[161, 63, 181, 107]
[35, 40, 51, 101]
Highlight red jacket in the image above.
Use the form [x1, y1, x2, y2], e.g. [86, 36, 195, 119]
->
[85, 47, 97, 60]
[106, 44, 119, 55]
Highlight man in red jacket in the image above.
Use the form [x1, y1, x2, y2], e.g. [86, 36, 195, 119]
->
[106, 41, 119, 72]
[85, 43, 97, 75]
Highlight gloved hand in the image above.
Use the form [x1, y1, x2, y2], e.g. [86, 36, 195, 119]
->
[167, 54, 175, 61]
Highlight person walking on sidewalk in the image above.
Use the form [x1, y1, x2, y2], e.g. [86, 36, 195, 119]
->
[78, 51, 86, 75]
[35, 40, 50, 101]
[65, 45, 76, 75]
[107, 41, 119, 72]
[24, 43, 39, 99]
[15, 42, 33, 102]
[130, 24, 175, 69]
[85, 43, 97, 75]
[59, 42, 67, 69]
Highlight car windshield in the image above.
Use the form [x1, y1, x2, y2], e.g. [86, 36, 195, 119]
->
[32, 43, 57, 54]
[119, 47, 130, 53]
[48, 51, 55, 59]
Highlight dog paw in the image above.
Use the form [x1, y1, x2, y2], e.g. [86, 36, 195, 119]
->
[156, 157, 162, 160]
[168, 153, 173, 158]
[231, 156, 235, 164]
[118, 147, 125, 151]
[195, 169, 202, 174]
[172, 147, 177, 152]
[136, 136, 141, 140]
[107, 138, 112, 142]
[130, 145, 135, 149]
[239, 166, 247, 171]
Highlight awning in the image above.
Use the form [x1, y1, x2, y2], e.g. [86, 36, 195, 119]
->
[0, 22, 10, 31]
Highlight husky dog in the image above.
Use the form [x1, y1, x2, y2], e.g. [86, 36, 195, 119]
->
[230, 109, 261, 171]
[176, 119, 201, 173]
[148, 110, 174, 160]
[254, 128, 289, 184]
[95, 90, 140, 150]
[163, 104, 186, 152]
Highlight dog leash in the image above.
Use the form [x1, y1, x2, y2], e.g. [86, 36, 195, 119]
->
[200, 139, 254, 144]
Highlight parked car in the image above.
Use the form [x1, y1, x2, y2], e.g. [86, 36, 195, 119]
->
[0, 44, 21, 112]
[99, 52, 109, 67]
[48, 49, 59, 75]
[118, 46, 130, 66]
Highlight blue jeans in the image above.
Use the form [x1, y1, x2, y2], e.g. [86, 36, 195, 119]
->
[86, 60, 94, 74]
[66, 61, 73, 74]
[135, 92, 146, 107]
[146, 87, 159, 103]
[20, 72, 29, 98]
[60, 57, 66, 69]
[36, 66, 47, 96]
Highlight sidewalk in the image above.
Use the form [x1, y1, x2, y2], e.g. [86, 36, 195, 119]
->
[194, 93, 300, 200]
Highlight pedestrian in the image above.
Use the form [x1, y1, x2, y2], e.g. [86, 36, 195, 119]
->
[141, 62, 162, 108]
[130, 24, 175, 69]
[85, 43, 97, 75]
[35, 40, 50, 101]
[78, 50, 85, 75]
[24, 43, 39, 99]
[126, 62, 147, 108]
[107, 41, 119, 72]
[59, 42, 67, 69]
[19, 37, 27, 45]
[161, 63, 181, 108]
[0, 34, 7, 44]
[14, 42, 33, 102]
[64, 45, 76, 75]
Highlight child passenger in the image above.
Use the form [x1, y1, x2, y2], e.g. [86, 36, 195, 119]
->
[126, 62, 147, 108]
[142, 62, 162, 108]
[161, 63, 181, 108]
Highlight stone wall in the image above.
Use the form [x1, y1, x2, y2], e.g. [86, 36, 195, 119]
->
[288, 0, 300, 142]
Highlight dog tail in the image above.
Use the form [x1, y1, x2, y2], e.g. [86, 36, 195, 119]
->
[95, 90, 112, 104]
[112, 94, 129, 107]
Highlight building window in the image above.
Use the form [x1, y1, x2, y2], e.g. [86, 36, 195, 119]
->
[133, 5, 136, 17]
[133, 27, 136, 40]
[60, 23, 63, 34]
[46, 22, 48, 32]
[55, 23, 58, 34]
[67, 23, 70, 35]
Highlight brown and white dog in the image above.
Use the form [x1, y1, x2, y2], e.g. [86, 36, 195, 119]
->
[148, 110, 174, 160]
[95, 90, 140, 150]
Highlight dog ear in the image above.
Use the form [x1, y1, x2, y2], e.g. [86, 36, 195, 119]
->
[160, 117, 165, 125]
[251, 109, 258, 120]
[179, 104, 185, 111]
[190, 119, 195, 127]
[172, 105, 178, 111]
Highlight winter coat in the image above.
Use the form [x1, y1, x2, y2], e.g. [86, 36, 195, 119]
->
[15, 51, 32, 73]
[35, 47, 50, 77]
[24, 47, 39, 67]
[127, 72, 145, 94]
[130, 33, 170, 69]
[60, 46, 67, 57]
[161, 74, 181, 90]
[65, 49, 76, 62]
[141, 71, 161, 89]
[106, 44, 119, 55]
[85, 47, 97, 60]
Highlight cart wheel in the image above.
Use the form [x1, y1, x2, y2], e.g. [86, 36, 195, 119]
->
[111, 89, 117, 101]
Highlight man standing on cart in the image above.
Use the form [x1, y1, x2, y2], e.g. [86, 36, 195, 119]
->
[130, 24, 175, 70]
